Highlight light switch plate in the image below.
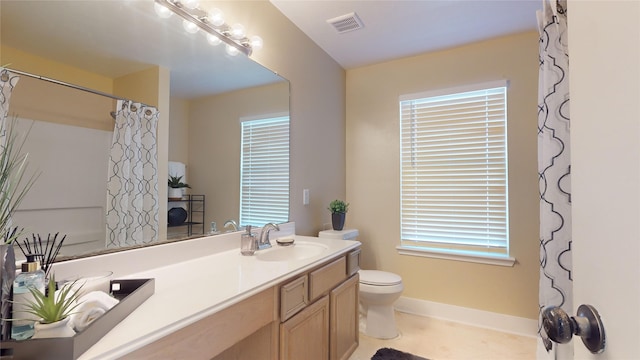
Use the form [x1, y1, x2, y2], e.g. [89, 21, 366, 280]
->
[303, 189, 310, 205]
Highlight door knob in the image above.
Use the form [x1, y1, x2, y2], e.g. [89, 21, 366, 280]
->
[542, 304, 606, 354]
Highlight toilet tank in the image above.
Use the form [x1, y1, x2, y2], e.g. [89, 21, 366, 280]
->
[318, 229, 359, 240]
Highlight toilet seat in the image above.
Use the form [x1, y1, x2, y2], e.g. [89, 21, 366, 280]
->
[359, 270, 402, 286]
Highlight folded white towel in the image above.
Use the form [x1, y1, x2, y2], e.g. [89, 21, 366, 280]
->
[70, 291, 119, 332]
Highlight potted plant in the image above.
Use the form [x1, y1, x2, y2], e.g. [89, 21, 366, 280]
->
[0, 116, 38, 340]
[328, 199, 349, 231]
[17, 275, 83, 339]
[168, 175, 190, 200]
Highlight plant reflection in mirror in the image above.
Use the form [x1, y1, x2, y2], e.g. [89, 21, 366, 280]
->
[0, 116, 39, 244]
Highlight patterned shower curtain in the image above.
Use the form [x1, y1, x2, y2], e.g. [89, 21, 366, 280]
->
[0, 69, 19, 145]
[537, 0, 572, 358]
[106, 100, 159, 247]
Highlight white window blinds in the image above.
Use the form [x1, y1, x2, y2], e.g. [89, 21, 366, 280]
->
[240, 116, 290, 227]
[399, 82, 509, 256]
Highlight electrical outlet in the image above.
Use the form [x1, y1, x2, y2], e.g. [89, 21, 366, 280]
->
[303, 189, 310, 205]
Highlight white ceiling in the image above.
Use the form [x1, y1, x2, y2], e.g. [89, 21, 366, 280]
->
[270, 0, 542, 69]
[0, 1, 283, 98]
[1, 1, 543, 98]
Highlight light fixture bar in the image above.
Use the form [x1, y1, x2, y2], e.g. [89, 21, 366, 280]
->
[154, 0, 252, 56]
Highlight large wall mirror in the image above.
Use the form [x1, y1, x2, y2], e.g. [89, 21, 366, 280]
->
[1, 1, 290, 259]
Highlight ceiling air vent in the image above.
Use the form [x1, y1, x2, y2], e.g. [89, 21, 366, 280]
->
[327, 12, 364, 34]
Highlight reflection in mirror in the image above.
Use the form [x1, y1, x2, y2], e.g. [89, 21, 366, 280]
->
[1, 0, 290, 260]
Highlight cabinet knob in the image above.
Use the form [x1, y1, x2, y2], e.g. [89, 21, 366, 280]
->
[542, 304, 605, 354]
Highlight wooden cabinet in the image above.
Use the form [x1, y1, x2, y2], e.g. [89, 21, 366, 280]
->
[130, 247, 361, 360]
[279, 249, 360, 360]
[125, 287, 277, 359]
[309, 257, 347, 301]
[346, 248, 361, 277]
[280, 295, 330, 360]
[281, 275, 308, 321]
[330, 274, 359, 360]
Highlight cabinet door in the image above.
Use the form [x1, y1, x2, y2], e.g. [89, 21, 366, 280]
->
[280, 295, 330, 360]
[330, 274, 359, 360]
[281, 275, 308, 321]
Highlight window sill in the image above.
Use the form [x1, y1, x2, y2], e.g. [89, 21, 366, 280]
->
[396, 245, 516, 267]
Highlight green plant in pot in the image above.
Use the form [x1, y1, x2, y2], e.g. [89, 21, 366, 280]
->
[168, 175, 190, 200]
[328, 199, 349, 231]
[16, 275, 83, 339]
[0, 116, 38, 340]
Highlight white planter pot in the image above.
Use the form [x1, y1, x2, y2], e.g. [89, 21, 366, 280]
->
[32, 317, 75, 339]
[168, 187, 183, 200]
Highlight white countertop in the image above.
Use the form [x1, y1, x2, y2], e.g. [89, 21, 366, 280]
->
[74, 232, 360, 359]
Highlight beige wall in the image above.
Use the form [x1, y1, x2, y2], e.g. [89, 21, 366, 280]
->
[9, 75, 114, 131]
[226, 1, 346, 234]
[1, 45, 113, 93]
[187, 81, 289, 230]
[345, 31, 540, 319]
[168, 97, 190, 165]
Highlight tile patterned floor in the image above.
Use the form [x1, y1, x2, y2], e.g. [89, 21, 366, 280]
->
[349, 311, 536, 360]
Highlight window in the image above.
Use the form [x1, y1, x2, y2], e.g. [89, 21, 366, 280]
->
[240, 116, 290, 227]
[398, 81, 512, 265]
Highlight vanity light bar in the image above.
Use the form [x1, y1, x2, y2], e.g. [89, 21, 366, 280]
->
[154, 0, 256, 56]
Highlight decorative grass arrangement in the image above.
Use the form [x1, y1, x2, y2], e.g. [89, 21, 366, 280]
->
[0, 117, 38, 245]
[19, 275, 83, 324]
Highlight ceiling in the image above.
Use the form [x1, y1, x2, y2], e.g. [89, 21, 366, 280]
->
[0, 1, 283, 98]
[1, 1, 543, 97]
[270, 0, 542, 69]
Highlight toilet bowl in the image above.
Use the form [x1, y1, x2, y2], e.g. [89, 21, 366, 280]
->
[359, 270, 403, 339]
[317, 229, 404, 339]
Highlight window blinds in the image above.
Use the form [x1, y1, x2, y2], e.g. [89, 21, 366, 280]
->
[240, 116, 290, 227]
[399, 84, 508, 254]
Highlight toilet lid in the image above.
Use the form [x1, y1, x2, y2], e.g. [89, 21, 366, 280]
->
[359, 270, 402, 286]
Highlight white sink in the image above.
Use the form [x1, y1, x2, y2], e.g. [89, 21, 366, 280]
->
[255, 241, 328, 262]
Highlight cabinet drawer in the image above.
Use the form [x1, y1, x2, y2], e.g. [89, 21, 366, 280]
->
[309, 256, 346, 301]
[281, 275, 308, 321]
[346, 249, 361, 276]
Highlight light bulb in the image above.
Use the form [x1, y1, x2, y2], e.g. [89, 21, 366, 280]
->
[182, 0, 199, 9]
[230, 23, 245, 40]
[182, 19, 199, 34]
[225, 44, 240, 56]
[207, 8, 225, 27]
[249, 36, 263, 51]
[207, 34, 222, 46]
[154, 3, 173, 18]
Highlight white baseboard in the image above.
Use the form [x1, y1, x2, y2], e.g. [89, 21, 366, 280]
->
[394, 296, 538, 338]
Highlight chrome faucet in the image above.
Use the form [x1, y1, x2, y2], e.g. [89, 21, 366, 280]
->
[224, 219, 238, 232]
[258, 223, 280, 250]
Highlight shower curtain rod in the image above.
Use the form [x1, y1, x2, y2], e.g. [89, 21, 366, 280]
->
[4, 68, 155, 109]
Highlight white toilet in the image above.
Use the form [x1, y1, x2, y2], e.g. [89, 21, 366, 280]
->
[358, 269, 403, 339]
[318, 229, 404, 339]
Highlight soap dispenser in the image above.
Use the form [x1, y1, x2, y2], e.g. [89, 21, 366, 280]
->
[240, 225, 257, 256]
[11, 254, 45, 340]
[209, 221, 220, 235]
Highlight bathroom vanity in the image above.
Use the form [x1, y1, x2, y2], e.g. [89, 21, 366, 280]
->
[49, 223, 360, 360]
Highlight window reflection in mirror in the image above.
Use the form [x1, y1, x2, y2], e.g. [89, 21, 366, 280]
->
[1, 0, 290, 260]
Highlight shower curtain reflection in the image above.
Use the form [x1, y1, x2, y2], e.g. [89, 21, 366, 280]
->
[106, 100, 159, 248]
